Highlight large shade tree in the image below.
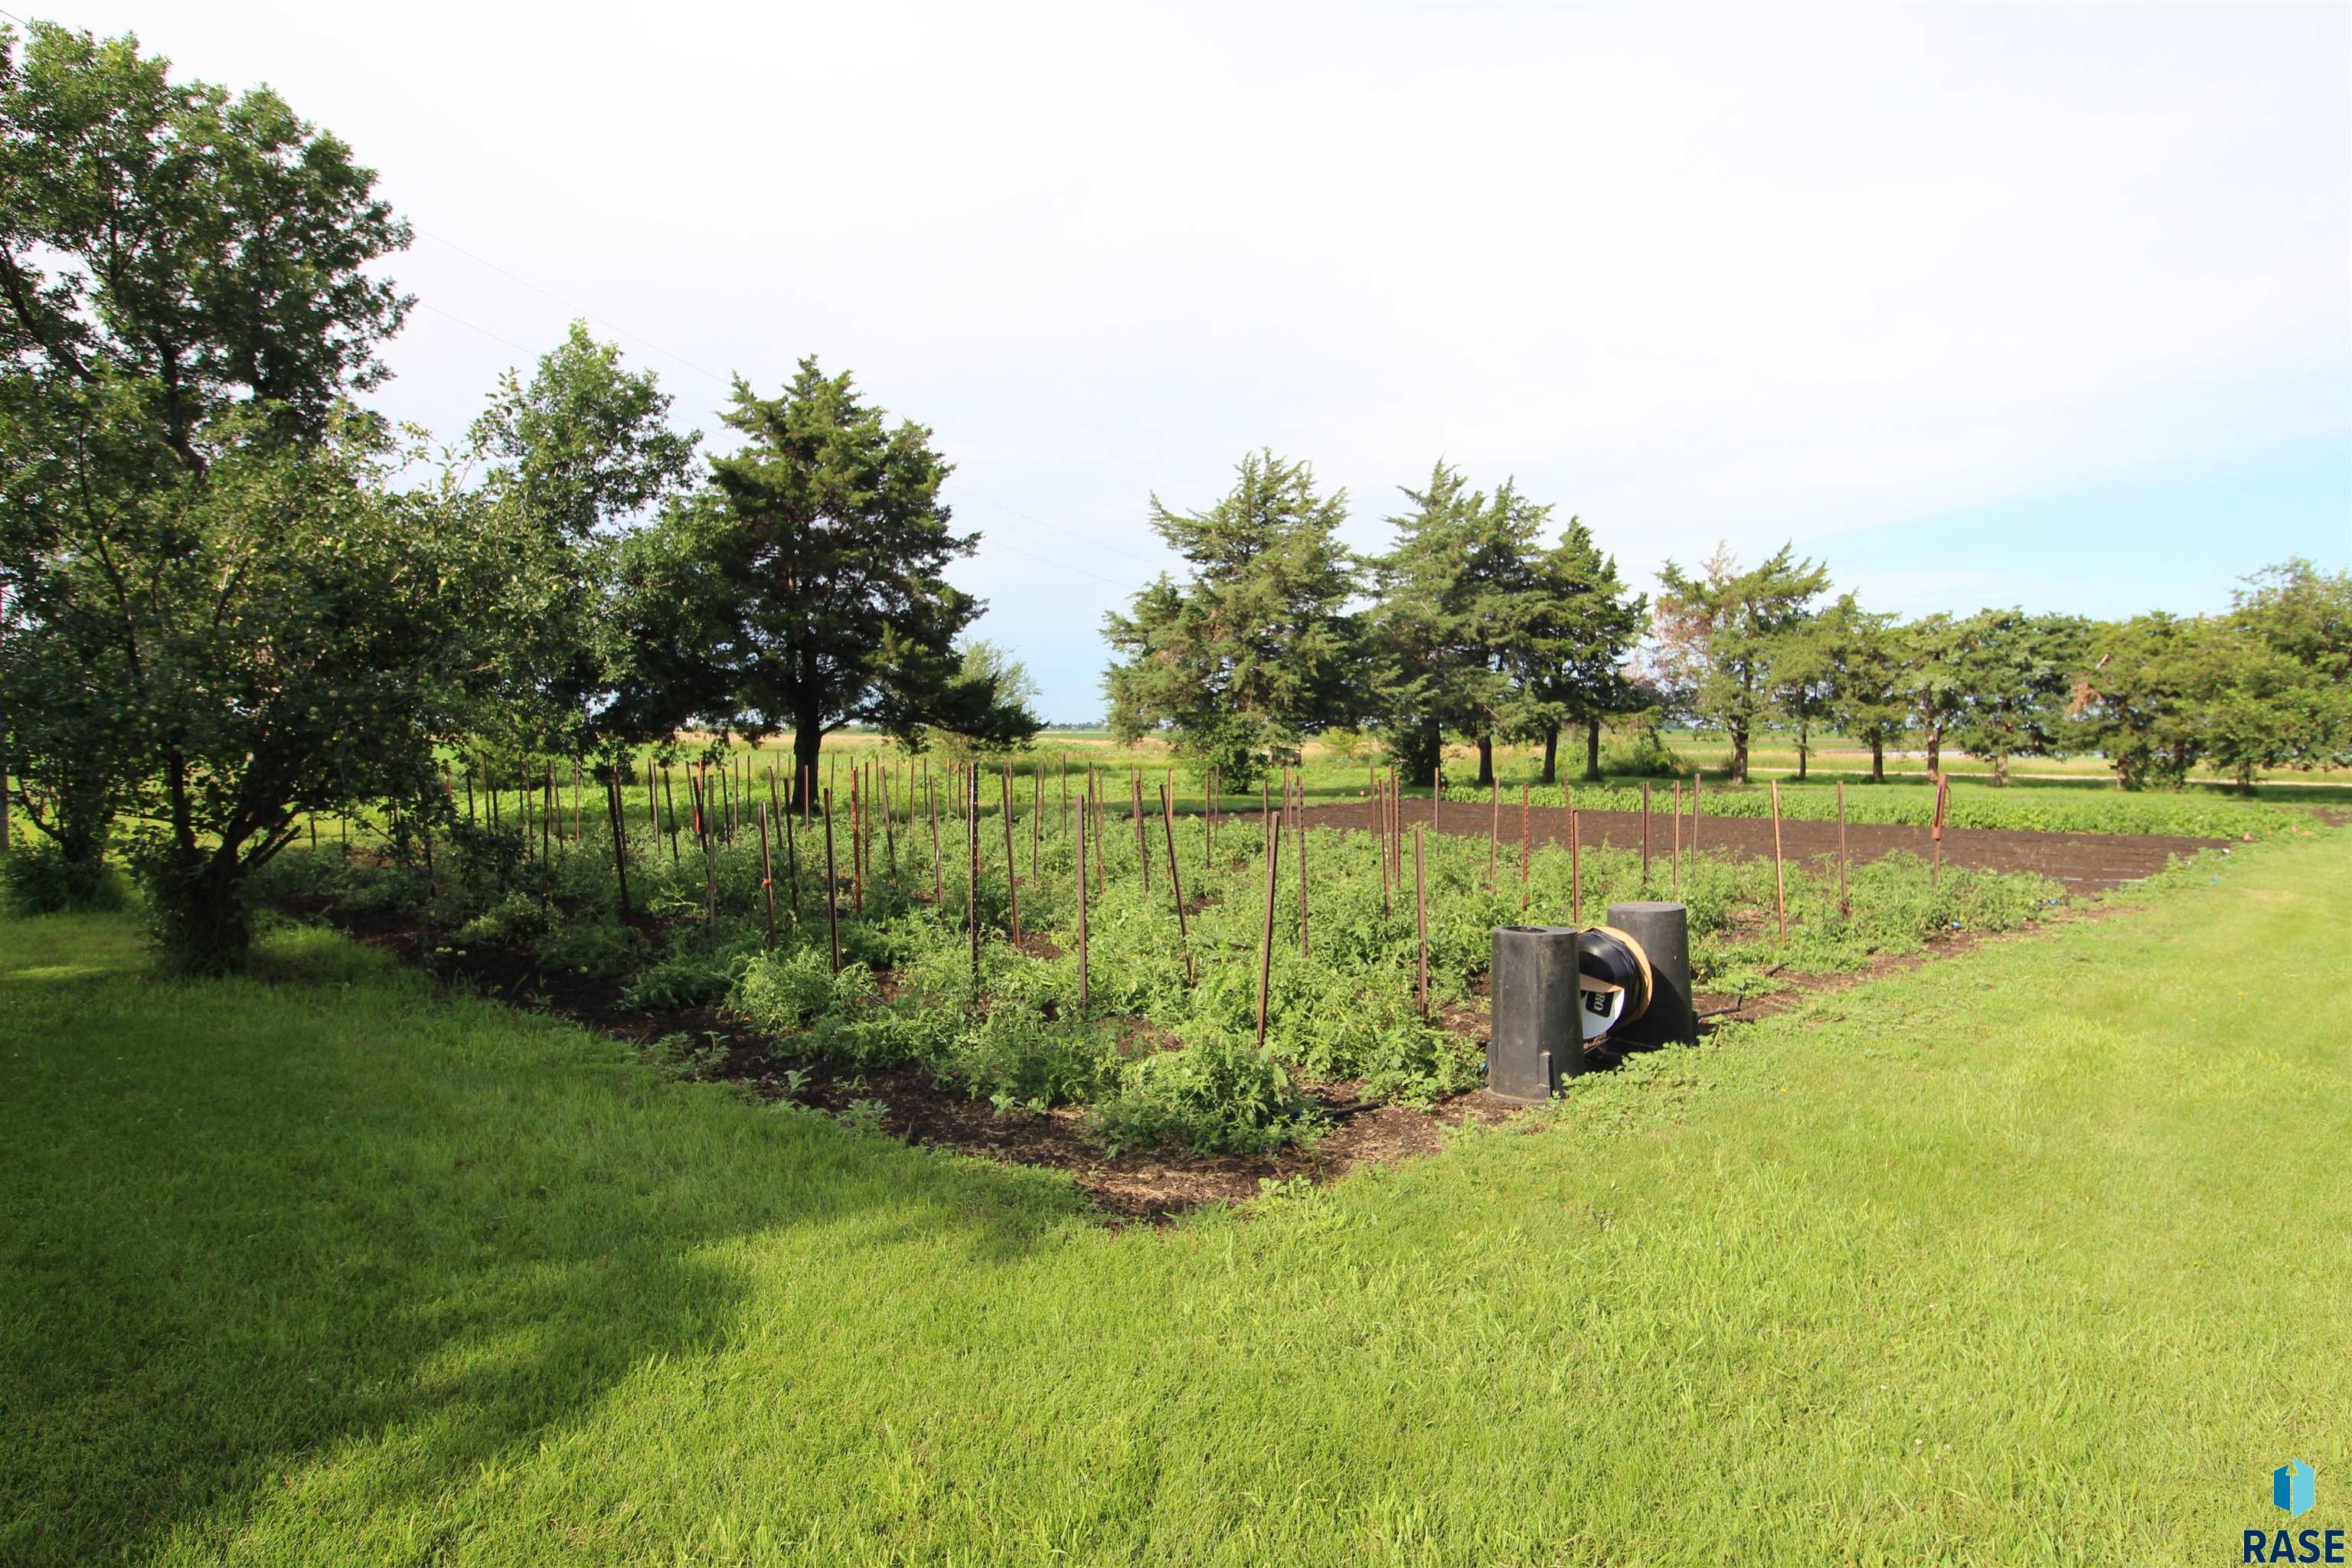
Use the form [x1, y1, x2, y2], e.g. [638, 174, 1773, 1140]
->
[4, 407, 511, 970]
[0, 21, 479, 966]
[1102, 449, 1359, 789]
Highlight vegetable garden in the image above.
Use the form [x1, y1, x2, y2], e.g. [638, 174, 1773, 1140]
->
[253, 745, 2154, 1201]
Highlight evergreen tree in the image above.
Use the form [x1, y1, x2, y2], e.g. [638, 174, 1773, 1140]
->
[1949, 609, 2090, 785]
[1501, 518, 1647, 784]
[1366, 462, 1550, 787]
[1818, 596, 1906, 782]
[1102, 450, 1359, 788]
[619, 361, 991, 800]
[1653, 544, 1830, 783]
[1761, 607, 1839, 782]
[2067, 613, 2203, 789]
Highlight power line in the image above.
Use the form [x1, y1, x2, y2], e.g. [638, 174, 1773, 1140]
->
[946, 482, 1164, 567]
[415, 227, 732, 389]
[979, 534, 1129, 588]
[413, 299, 538, 356]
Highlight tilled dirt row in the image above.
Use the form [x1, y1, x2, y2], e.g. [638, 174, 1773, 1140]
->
[1299, 796, 2223, 893]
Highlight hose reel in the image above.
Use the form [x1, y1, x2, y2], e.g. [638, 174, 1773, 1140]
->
[1487, 903, 1697, 1104]
[1575, 926, 1653, 1046]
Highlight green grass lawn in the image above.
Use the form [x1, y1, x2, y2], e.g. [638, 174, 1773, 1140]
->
[3, 835, 2348, 1565]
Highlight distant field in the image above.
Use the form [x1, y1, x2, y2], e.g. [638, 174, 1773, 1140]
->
[37, 724, 2323, 867]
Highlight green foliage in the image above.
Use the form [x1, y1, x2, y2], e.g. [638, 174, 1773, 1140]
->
[619, 360, 982, 802]
[1, 839, 127, 914]
[465, 321, 698, 760]
[1365, 462, 1550, 784]
[935, 1002, 1119, 1109]
[1102, 449, 1359, 787]
[1948, 609, 2091, 784]
[622, 937, 754, 1011]
[1654, 544, 1831, 782]
[1087, 1033, 1304, 1157]
[933, 640, 1046, 760]
[534, 920, 648, 980]
[1507, 516, 1649, 783]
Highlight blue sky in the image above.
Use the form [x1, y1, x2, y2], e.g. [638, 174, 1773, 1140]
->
[42, 0, 2352, 721]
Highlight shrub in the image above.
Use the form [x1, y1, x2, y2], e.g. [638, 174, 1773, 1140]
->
[732, 946, 840, 1031]
[2, 841, 128, 916]
[623, 940, 753, 1010]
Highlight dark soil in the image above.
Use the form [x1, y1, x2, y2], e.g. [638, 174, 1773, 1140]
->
[1301, 795, 2223, 893]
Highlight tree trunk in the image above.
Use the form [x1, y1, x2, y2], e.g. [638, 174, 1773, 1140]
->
[792, 723, 825, 811]
[1730, 723, 1749, 785]
[155, 851, 253, 975]
[1870, 735, 1884, 784]
[1475, 733, 1494, 789]
[1924, 729, 1941, 779]
[1795, 724, 1810, 783]
[1993, 752, 2009, 787]
[1583, 721, 1602, 782]
[1540, 725, 1559, 786]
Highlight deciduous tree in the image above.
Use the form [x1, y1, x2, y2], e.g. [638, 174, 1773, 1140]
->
[1653, 544, 1829, 783]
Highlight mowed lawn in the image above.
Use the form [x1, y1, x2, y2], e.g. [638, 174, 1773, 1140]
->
[3, 837, 2347, 1566]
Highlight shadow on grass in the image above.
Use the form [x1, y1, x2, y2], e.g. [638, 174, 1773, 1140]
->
[0, 915, 1082, 1564]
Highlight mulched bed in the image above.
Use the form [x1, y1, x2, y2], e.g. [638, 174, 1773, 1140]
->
[1300, 795, 2224, 893]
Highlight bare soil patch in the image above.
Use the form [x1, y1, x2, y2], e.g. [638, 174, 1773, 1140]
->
[1301, 795, 2222, 894]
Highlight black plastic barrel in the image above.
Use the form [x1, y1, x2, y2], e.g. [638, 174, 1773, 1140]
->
[1606, 900, 1696, 1048]
[1488, 924, 1585, 1102]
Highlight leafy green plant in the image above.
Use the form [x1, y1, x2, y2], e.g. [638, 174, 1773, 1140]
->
[536, 920, 648, 978]
[2, 841, 129, 915]
[1087, 1034, 1307, 1157]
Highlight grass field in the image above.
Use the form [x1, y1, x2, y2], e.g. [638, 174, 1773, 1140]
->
[4, 831, 2347, 1564]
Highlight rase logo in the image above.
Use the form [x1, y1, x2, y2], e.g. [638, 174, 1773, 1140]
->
[2245, 1460, 2343, 1564]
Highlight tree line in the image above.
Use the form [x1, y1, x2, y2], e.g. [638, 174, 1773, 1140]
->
[1103, 456, 2350, 796]
[0, 24, 1036, 970]
[3, 24, 2346, 978]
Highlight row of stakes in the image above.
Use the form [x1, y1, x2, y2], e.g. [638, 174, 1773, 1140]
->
[364, 751, 1958, 1048]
